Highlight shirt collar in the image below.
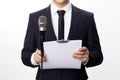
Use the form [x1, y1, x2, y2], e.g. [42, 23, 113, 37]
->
[51, 2, 72, 15]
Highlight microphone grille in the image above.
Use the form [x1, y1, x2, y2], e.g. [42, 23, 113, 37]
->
[38, 16, 47, 31]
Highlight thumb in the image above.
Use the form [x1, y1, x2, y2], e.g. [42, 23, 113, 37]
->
[36, 49, 41, 55]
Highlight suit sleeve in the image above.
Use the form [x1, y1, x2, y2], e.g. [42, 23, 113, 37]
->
[86, 14, 103, 67]
[21, 14, 38, 68]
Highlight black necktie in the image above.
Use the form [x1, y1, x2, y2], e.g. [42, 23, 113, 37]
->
[57, 10, 65, 40]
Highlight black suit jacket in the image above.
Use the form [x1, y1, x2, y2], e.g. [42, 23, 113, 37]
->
[21, 5, 103, 80]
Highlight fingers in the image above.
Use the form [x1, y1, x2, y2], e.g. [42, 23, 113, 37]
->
[73, 47, 89, 63]
[73, 52, 89, 63]
[42, 55, 48, 62]
[79, 47, 89, 55]
[79, 46, 88, 52]
[73, 51, 88, 59]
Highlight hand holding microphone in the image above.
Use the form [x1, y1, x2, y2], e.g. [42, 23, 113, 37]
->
[33, 49, 47, 64]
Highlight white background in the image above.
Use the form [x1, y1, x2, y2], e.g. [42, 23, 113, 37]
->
[0, 0, 120, 80]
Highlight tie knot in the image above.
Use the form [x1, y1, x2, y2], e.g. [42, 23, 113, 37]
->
[57, 10, 65, 16]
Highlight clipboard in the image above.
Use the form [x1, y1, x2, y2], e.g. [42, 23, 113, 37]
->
[42, 40, 82, 69]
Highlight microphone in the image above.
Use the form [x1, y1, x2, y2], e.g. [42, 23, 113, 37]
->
[38, 16, 47, 57]
[38, 16, 47, 80]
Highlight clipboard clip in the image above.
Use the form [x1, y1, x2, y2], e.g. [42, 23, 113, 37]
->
[56, 40, 69, 43]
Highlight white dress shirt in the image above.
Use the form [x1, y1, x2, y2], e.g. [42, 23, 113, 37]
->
[31, 2, 72, 65]
[51, 2, 72, 40]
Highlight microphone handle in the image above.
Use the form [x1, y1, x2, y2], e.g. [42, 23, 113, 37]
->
[40, 31, 45, 57]
[40, 31, 45, 80]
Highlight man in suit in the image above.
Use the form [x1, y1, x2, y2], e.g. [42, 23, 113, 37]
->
[21, 0, 103, 80]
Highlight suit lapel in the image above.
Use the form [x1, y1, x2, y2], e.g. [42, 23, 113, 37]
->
[68, 5, 82, 40]
[43, 6, 57, 41]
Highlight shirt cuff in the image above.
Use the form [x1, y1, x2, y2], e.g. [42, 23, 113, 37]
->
[31, 52, 39, 66]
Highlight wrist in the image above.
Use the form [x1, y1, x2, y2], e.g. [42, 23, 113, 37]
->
[83, 58, 89, 66]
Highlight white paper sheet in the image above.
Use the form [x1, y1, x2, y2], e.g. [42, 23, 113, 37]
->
[42, 40, 82, 69]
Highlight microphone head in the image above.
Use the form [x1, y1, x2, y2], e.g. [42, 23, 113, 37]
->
[38, 16, 47, 31]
